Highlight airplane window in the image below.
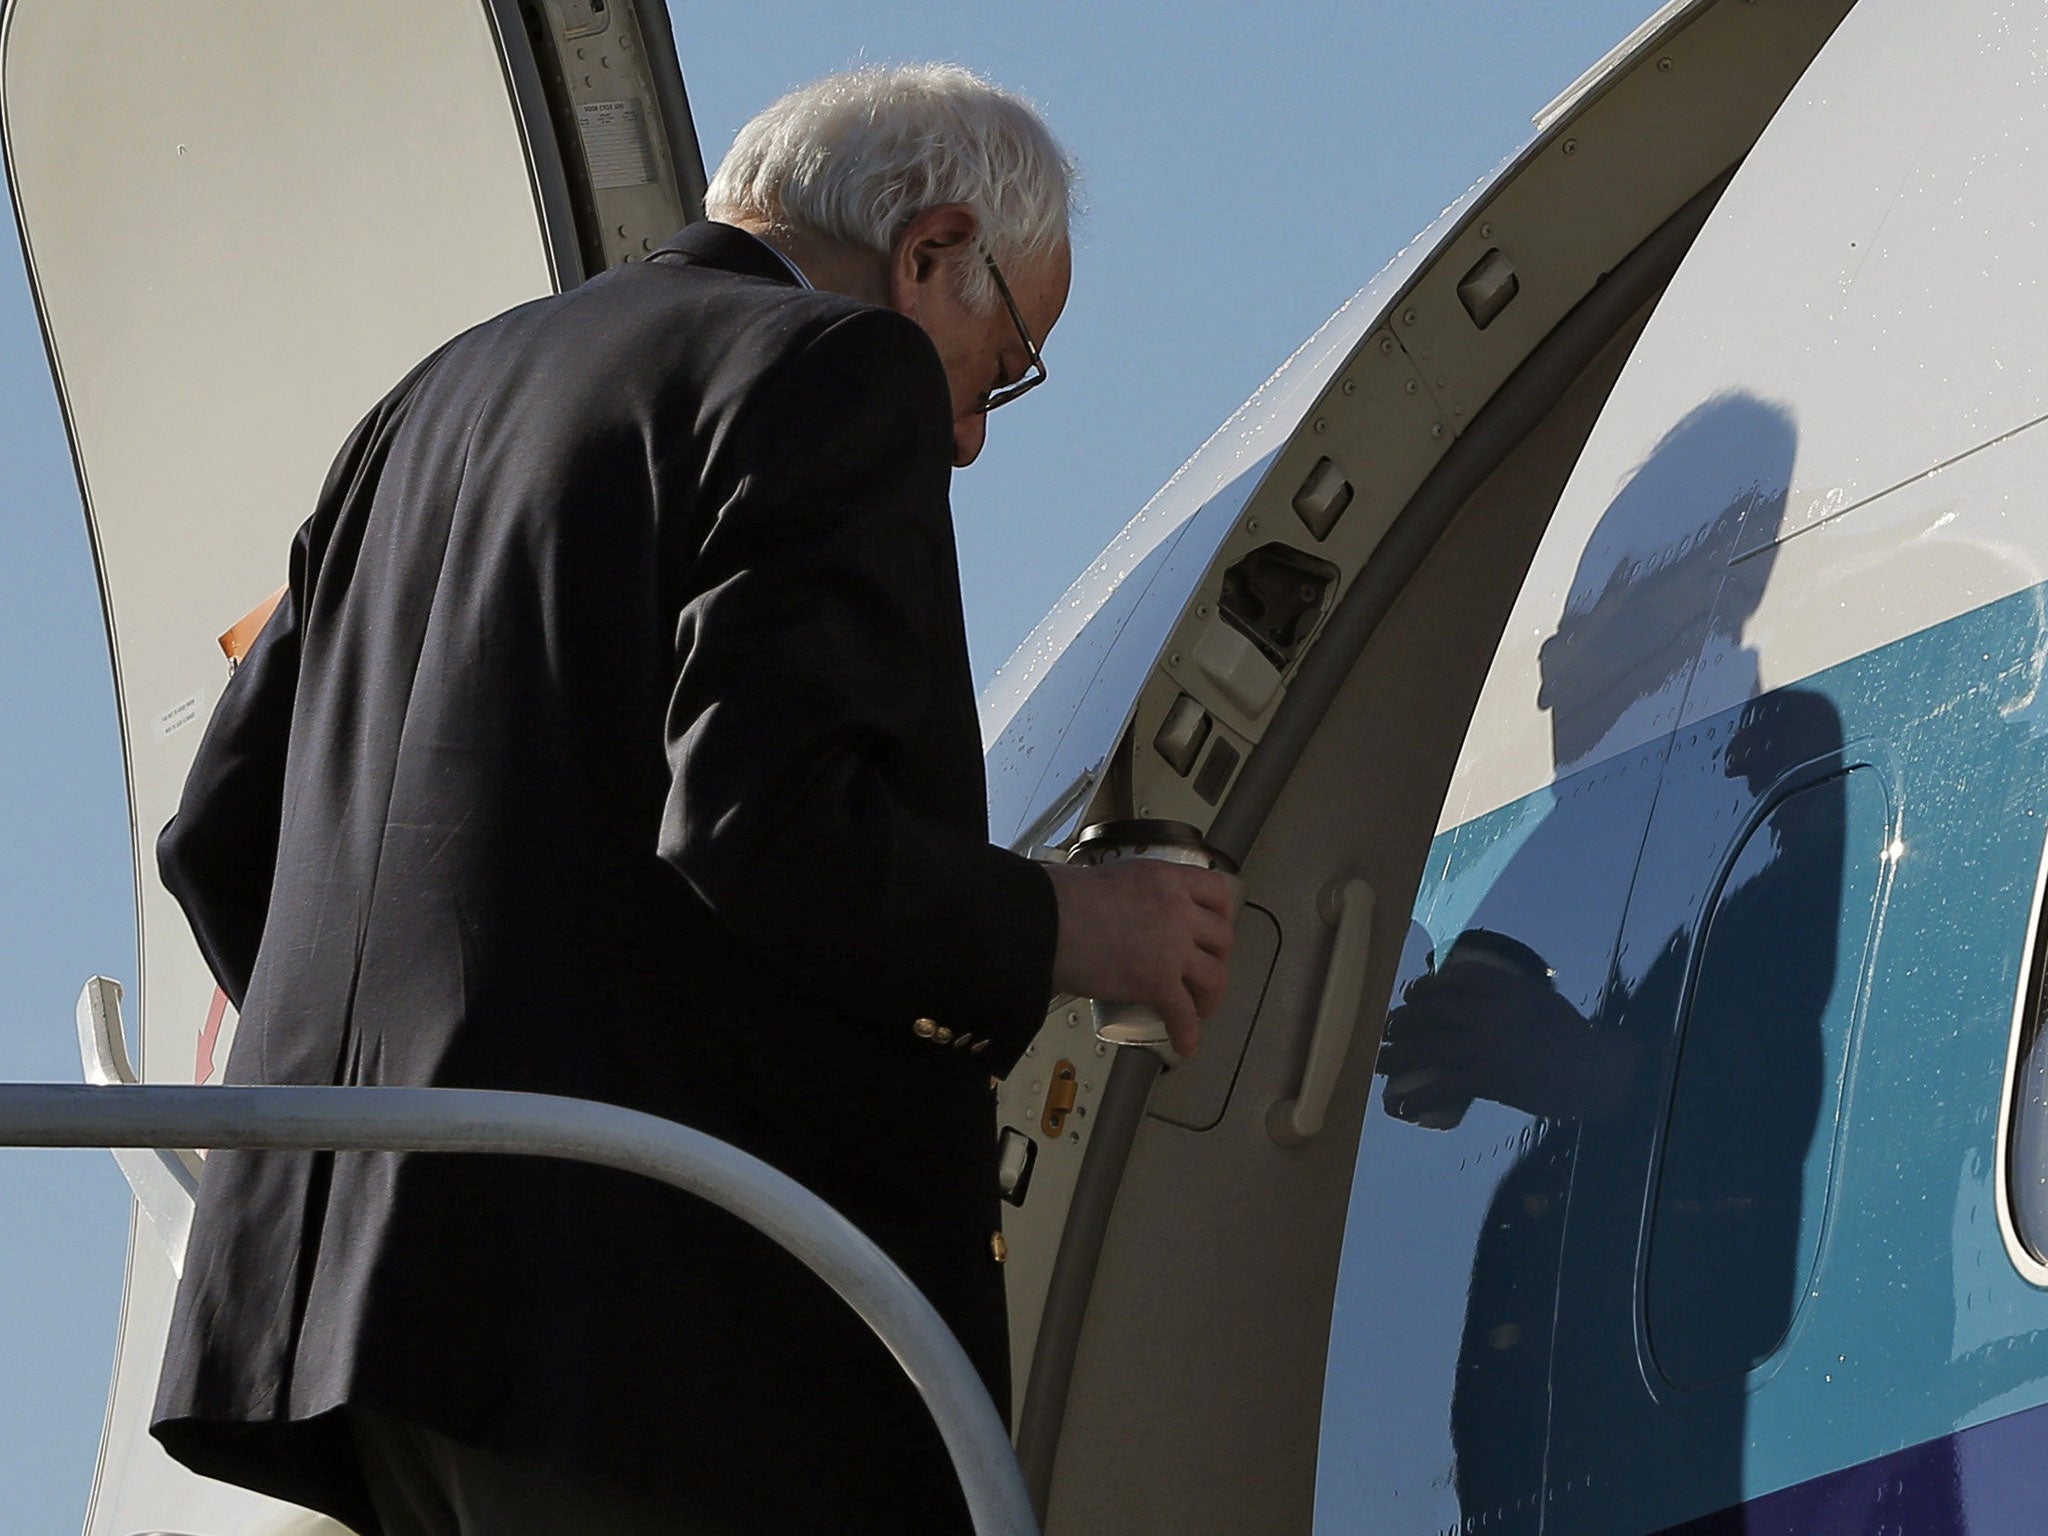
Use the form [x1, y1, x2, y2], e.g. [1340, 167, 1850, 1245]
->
[1644, 767, 1885, 1386]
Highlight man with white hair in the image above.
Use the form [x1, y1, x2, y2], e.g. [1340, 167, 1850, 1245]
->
[148, 64, 1234, 1535]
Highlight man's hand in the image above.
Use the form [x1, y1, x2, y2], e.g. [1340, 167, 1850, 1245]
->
[1044, 861, 1237, 1058]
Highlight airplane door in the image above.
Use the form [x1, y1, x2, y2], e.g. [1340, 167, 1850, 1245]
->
[0, 3, 703, 1529]
[1001, 7, 1860, 1532]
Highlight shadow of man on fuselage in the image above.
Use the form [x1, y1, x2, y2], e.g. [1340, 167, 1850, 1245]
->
[1378, 392, 1856, 1532]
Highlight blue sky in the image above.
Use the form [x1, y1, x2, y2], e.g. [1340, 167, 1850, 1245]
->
[0, 1, 1651, 1525]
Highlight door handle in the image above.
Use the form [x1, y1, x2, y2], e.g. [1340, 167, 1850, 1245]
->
[1267, 879, 1375, 1147]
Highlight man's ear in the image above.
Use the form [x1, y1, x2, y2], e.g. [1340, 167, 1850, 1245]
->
[886, 204, 980, 321]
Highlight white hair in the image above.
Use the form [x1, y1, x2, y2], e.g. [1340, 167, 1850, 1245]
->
[704, 63, 1077, 311]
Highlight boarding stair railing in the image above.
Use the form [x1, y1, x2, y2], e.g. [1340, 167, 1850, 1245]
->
[0, 977, 1038, 1536]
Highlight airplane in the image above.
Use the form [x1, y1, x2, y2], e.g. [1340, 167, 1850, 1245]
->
[7, 0, 2048, 1530]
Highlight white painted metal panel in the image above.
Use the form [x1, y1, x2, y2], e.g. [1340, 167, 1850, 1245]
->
[3, 0, 556, 1085]
[1443, 0, 2048, 831]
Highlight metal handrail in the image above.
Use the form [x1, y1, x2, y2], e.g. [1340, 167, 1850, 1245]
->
[0, 1081, 1038, 1536]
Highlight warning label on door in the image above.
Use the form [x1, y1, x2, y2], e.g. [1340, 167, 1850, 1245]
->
[576, 100, 656, 191]
[153, 692, 205, 741]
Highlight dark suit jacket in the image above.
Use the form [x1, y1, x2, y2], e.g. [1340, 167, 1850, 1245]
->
[149, 221, 1059, 1535]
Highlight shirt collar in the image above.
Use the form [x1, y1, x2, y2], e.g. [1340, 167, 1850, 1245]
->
[745, 229, 813, 290]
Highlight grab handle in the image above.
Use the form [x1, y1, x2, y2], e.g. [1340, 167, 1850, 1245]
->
[1267, 879, 1375, 1147]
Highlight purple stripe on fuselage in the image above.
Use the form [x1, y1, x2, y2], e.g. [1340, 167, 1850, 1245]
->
[1657, 1398, 2048, 1534]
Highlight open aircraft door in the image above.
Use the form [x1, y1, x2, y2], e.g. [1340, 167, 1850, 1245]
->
[0, 3, 704, 1528]
[982, 3, 1859, 1531]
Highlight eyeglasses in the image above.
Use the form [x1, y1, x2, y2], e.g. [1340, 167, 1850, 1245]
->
[976, 254, 1048, 413]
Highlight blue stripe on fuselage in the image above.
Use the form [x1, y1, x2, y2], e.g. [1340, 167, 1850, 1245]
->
[1317, 579, 2048, 1534]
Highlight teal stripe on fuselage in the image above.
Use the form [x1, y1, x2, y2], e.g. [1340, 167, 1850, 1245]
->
[1316, 580, 2048, 1535]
